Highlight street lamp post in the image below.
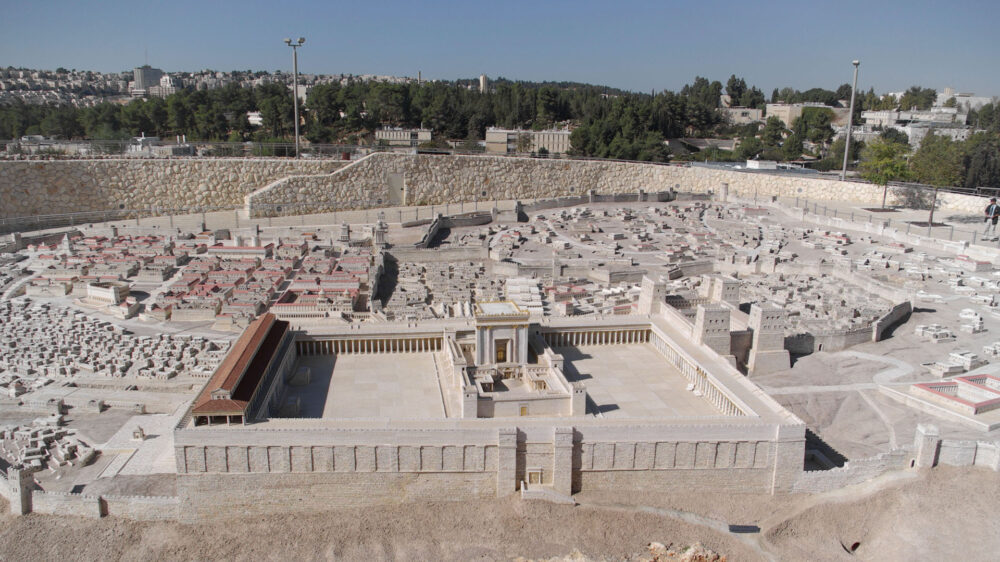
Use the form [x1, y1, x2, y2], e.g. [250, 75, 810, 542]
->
[283, 37, 306, 158]
[841, 59, 860, 181]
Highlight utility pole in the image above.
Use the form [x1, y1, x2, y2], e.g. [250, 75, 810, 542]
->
[284, 37, 306, 158]
[841, 60, 860, 181]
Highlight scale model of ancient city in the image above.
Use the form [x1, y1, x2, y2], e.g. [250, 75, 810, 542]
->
[1, 153, 998, 522]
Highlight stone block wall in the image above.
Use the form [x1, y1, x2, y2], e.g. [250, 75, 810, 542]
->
[873, 301, 913, 342]
[31, 491, 103, 518]
[791, 449, 911, 493]
[0, 159, 344, 218]
[176, 471, 497, 521]
[176, 443, 500, 474]
[0, 471, 13, 509]
[170, 415, 802, 518]
[3, 154, 992, 220]
[246, 153, 993, 216]
[100, 495, 180, 521]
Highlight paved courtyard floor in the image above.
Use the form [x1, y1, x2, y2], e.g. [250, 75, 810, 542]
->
[557, 343, 722, 418]
[289, 353, 445, 419]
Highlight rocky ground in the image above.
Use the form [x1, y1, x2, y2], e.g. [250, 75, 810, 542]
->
[1, 465, 997, 561]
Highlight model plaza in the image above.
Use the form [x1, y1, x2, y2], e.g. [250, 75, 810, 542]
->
[280, 301, 724, 420]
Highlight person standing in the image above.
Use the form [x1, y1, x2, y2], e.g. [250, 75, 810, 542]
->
[985, 197, 1000, 238]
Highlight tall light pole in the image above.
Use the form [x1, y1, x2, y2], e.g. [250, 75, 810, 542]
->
[841, 59, 860, 181]
[284, 37, 305, 158]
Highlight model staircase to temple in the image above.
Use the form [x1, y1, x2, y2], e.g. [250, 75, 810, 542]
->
[519, 481, 576, 505]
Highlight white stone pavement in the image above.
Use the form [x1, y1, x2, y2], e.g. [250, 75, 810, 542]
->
[96, 404, 190, 476]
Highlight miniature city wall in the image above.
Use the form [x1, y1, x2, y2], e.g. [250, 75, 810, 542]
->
[1, 468, 179, 520]
[2, 153, 993, 219]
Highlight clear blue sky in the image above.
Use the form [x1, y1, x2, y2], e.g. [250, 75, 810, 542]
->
[2, 0, 998, 96]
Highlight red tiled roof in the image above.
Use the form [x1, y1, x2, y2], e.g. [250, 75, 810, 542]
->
[191, 313, 288, 417]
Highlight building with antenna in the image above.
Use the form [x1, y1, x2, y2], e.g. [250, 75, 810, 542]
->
[130, 65, 164, 97]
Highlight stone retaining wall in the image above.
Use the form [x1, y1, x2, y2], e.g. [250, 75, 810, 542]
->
[791, 449, 911, 493]
[101, 495, 180, 521]
[246, 153, 992, 216]
[2, 155, 992, 220]
[0, 158, 345, 218]
[176, 471, 496, 522]
[31, 490, 103, 518]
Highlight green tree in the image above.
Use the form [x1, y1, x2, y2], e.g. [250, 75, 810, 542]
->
[859, 138, 910, 206]
[516, 133, 532, 153]
[910, 132, 964, 187]
[535, 86, 560, 125]
[725, 75, 746, 103]
[145, 97, 168, 136]
[794, 107, 834, 145]
[167, 94, 193, 134]
[782, 133, 803, 160]
[969, 102, 999, 133]
[120, 101, 153, 136]
[898, 86, 937, 110]
[760, 116, 785, 148]
[879, 128, 909, 145]
[739, 87, 766, 109]
[963, 132, 1000, 188]
[737, 136, 763, 160]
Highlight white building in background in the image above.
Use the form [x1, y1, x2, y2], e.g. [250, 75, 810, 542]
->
[375, 127, 432, 147]
[720, 107, 763, 125]
[901, 122, 974, 147]
[148, 75, 179, 98]
[935, 87, 996, 111]
[857, 106, 974, 148]
[479, 74, 489, 94]
[485, 128, 572, 154]
[862, 107, 967, 128]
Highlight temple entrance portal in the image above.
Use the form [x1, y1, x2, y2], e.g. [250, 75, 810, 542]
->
[495, 339, 509, 363]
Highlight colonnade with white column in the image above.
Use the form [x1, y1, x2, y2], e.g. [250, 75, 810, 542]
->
[543, 328, 650, 348]
[649, 329, 744, 417]
[296, 337, 443, 356]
